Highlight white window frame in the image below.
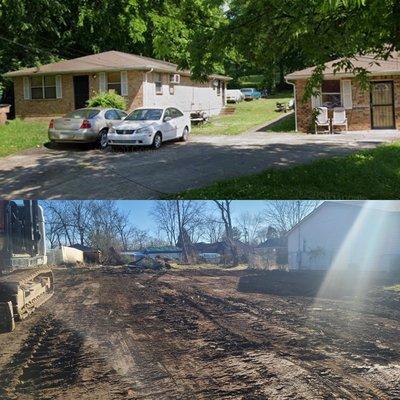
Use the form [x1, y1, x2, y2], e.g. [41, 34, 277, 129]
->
[107, 71, 122, 95]
[29, 75, 58, 100]
[155, 73, 163, 95]
[321, 80, 342, 109]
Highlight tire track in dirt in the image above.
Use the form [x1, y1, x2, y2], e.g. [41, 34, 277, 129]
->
[0, 313, 123, 400]
[157, 279, 395, 399]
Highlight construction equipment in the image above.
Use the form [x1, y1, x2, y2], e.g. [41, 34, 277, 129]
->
[0, 201, 53, 333]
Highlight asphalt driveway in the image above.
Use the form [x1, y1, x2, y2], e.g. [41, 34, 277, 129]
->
[0, 130, 398, 199]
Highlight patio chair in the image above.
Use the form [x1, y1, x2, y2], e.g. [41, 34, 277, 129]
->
[314, 107, 330, 134]
[332, 107, 348, 133]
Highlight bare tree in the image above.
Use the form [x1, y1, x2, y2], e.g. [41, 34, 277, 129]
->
[236, 211, 266, 245]
[151, 201, 179, 246]
[43, 201, 79, 246]
[69, 201, 94, 245]
[257, 225, 279, 244]
[130, 228, 150, 250]
[44, 200, 138, 258]
[203, 214, 225, 243]
[88, 201, 134, 253]
[151, 201, 205, 262]
[214, 201, 239, 267]
[264, 201, 321, 234]
[43, 202, 65, 248]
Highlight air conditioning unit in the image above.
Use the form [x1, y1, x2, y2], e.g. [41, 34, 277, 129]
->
[170, 74, 181, 84]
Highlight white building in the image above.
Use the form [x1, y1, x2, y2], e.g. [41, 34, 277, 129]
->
[287, 201, 400, 271]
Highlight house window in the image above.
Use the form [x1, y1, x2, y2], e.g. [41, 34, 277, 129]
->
[30, 76, 56, 99]
[155, 73, 163, 95]
[321, 80, 341, 108]
[107, 72, 121, 95]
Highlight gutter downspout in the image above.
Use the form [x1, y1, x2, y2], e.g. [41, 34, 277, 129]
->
[285, 79, 298, 132]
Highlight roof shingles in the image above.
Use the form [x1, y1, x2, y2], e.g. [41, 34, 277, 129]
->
[4, 50, 230, 80]
[285, 53, 400, 80]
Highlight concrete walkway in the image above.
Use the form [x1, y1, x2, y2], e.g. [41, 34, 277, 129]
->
[0, 130, 398, 199]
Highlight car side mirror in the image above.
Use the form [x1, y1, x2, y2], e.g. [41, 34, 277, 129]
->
[164, 116, 172, 122]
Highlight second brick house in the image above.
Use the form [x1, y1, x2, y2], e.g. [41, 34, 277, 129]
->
[4, 50, 230, 119]
[285, 53, 400, 132]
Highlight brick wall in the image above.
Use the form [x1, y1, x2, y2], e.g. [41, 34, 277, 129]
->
[14, 70, 145, 119]
[13, 70, 225, 120]
[295, 80, 313, 133]
[14, 75, 75, 119]
[295, 75, 400, 132]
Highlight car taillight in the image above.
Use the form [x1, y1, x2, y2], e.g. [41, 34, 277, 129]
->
[80, 119, 91, 129]
[49, 119, 54, 129]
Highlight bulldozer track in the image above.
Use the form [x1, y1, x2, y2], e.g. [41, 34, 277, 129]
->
[0, 314, 124, 399]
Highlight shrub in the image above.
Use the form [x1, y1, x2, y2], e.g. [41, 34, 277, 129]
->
[87, 91, 126, 110]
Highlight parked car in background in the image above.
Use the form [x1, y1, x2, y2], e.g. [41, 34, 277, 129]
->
[48, 108, 127, 148]
[226, 89, 244, 103]
[107, 107, 191, 150]
[241, 88, 262, 101]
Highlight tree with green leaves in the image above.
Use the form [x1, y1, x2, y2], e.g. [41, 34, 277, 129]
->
[0, 0, 227, 94]
[187, 0, 400, 94]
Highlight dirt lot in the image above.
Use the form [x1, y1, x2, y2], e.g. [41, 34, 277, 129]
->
[0, 268, 399, 399]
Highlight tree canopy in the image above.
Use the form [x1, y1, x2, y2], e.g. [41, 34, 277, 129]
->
[0, 0, 399, 93]
[0, 0, 226, 90]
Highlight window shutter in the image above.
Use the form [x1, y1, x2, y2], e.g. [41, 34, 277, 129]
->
[55, 75, 62, 99]
[120, 71, 128, 96]
[341, 80, 353, 109]
[99, 72, 107, 93]
[23, 77, 31, 100]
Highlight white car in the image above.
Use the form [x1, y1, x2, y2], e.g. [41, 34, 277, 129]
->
[107, 107, 191, 149]
[226, 89, 244, 103]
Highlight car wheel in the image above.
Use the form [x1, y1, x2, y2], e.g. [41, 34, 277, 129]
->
[98, 129, 109, 149]
[152, 132, 162, 149]
[48, 140, 59, 149]
[180, 127, 189, 142]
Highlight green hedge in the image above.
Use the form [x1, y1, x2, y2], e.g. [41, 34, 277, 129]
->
[87, 92, 126, 110]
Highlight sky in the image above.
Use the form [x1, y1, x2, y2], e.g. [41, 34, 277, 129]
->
[117, 200, 269, 234]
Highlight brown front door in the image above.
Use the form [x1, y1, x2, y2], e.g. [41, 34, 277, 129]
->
[370, 81, 395, 129]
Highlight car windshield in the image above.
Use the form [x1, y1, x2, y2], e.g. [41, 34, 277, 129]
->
[241, 89, 254, 93]
[64, 109, 100, 119]
[125, 109, 163, 121]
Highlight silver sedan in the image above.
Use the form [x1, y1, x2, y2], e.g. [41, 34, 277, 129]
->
[48, 108, 127, 148]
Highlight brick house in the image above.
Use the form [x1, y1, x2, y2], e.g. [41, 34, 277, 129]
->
[4, 50, 230, 119]
[285, 54, 400, 132]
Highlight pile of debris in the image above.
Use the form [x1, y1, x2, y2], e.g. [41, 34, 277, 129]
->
[128, 255, 173, 271]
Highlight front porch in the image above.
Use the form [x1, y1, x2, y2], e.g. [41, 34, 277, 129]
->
[292, 76, 400, 133]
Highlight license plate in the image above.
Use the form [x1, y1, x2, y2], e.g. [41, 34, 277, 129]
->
[60, 133, 74, 139]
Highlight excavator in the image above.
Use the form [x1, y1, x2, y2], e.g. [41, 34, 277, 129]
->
[0, 200, 54, 333]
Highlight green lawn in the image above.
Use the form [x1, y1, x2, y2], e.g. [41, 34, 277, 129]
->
[0, 119, 48, 157]
[192, 93, 293, 136]
[237, 74, 264, 88]
[268, 113, 296, 132]
[174, 141, 400, 199]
